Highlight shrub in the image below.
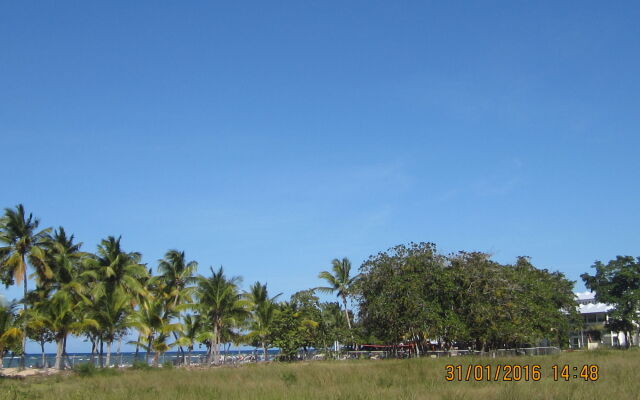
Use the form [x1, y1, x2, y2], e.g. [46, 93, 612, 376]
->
[73, 362, 120, 377]
[130, 360, 152, 370]
[74, 362, 97, 377]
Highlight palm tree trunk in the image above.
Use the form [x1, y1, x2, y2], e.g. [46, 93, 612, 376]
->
[63, 335, 69, 369]
[105, 341, 112, 367]
[187, 346, 192, 366]
[145, 335, 152, 364]
[117, 337, 123, 367]
[172, 331, 185, 364]
[40, 341, 46, 369]
[215, 330, 221, 365]
[172, 297, 186, 363]
[209, 326, 218, 365]
[341, 297, 352, 331]
[263, 342, 267, 362]
[152, 350, 160, 367]
[55, 336, 65, 370]
[20, 263, 27, 370]
[90, 337, 96, 366]
[99, 339, 104, 367]
[134, 333, 141, 361]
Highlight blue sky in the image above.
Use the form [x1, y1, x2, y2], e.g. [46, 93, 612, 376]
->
[1, 2, 639, 352]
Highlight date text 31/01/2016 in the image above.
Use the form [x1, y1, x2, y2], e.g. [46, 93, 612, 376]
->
[445, 364, 599, 382]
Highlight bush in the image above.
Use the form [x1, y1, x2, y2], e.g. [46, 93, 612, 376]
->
[74, 362, 97, 377]
[130, 360, 152, 370]
[162, 361, 173, 369]
[73, 362, 120, 377]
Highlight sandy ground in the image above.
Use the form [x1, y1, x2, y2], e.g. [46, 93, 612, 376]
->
[0, 367, 61, 378]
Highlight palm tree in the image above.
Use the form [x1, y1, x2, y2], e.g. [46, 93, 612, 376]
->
[153, 250, 197, 363]
[94, 289, 130, 367]
[80, 236, 147, 365]
[317, 257, 357, 332]
[87, 236, 148, 301]
[196, 267, 248, 365]
[129, 293, 181, 367]
[245, 282, 280, 361]
[177, 314, 202, 366]
[155, 250, 198, 307]
[0, 300, 22, 372]
[0, 204, 52, 368]
[24, 287, 55, 368]
[44, 227, 92, 369]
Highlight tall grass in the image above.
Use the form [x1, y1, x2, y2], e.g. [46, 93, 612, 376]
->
[1, 349, 638, 399]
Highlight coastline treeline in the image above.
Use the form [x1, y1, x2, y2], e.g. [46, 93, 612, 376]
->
[0, 204, 633, 371]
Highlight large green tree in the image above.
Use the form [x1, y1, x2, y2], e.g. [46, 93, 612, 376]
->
[582, 256, 640, 348]
[356, 242, 578, 351]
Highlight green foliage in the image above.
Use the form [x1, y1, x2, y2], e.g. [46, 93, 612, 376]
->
[0, 300, 22, 357]
[317, 257, 357, 332]
[271, 304, 305, 361]
[73, 362, 120, 377]
[582, 255, 640, 346]
[356, 242, 579, 350]
[0, 203, 622, 372]
[74, 362, 97, 376]
[130, 360, 152, 370]
[196, 267, 248, 364]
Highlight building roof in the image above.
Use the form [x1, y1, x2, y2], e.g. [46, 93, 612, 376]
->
[578, 302, 613, 314]
[574, 291, 613, 314]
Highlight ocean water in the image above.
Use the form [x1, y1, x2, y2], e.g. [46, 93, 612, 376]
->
[1, 349, 284, 369]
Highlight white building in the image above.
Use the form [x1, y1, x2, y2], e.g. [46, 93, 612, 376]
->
[571, 291, 637, 349]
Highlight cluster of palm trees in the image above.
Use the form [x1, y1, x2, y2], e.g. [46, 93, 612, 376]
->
[0, 204, 357, 370]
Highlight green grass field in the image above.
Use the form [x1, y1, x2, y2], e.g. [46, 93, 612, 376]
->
[1, 349, 638, 400]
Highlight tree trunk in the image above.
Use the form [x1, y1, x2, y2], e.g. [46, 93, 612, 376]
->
[55, 336, 64, 370]
[20, 264, 27, 370]
[99, 339, 104, 367]
[105, 341, 112, 367]
[134, 334, 141, 361]
[263, 342, 267, 362]
[63, 335, 69, 369]
[172, 297, 186, 363]
[209, 326, 219, 365]
[145, 335, 152, 364]
[40, 341, 46, 369]
[173, 331, 185, 364]
[152, 350, 160, 367]
[187, 347, 192, 366]
[341, 296, 352, 331]
[117, 337, 123, 367]
[90, 337, 97, 366]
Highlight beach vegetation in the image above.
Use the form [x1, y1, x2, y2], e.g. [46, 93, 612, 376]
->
[0, 204, 638, 375]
